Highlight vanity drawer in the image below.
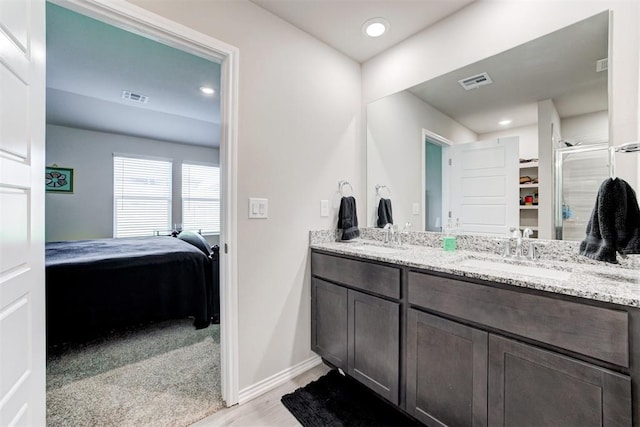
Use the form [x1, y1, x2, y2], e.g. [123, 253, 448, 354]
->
[408, 271, 629, 367]
[312, 252, 400, 299]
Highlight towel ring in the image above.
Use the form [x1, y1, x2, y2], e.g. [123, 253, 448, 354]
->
[375, 184, 391, 198]
[338, 180, 354, 196]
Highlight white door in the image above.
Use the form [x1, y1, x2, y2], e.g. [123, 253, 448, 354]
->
[0, 0, 46, 425]
[449, 137, 519, 235]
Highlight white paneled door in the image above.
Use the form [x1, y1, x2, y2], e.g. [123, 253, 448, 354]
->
[0, 0, 46, 425]
[449, 137, 519, 235]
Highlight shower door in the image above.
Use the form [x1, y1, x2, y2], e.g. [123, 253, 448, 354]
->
[554, 143, 609, 241]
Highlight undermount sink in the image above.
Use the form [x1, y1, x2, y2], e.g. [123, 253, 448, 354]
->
[459, 258, 572, 281]
[352, 244, 406, 255]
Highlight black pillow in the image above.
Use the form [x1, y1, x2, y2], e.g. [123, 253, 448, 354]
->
[177, 231, 211, 256]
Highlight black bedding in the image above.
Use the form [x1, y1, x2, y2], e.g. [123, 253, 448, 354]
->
[46, 236, 214, 345]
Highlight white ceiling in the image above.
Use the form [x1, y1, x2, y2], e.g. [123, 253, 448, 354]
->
[250, 0, 476, 63]
[46, 3, 221, 147]
[47, 1, 478, 147]
[47, 2, 608, 146]
[408, 11, 609, 134]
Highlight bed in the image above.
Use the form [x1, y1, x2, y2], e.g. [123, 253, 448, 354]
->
[45, 235, 218, 345]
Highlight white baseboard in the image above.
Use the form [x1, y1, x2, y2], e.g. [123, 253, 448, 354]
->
[237, 355, 322, 404]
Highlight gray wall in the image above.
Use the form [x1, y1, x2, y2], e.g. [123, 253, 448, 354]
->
[130, 0, 363, 392]
[45, 124, 219, 242]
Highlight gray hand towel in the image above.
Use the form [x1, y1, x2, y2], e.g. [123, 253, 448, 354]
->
[338, 196, 360, 241]
[579, 178, 640, 263]
[377, 198, 393, 228]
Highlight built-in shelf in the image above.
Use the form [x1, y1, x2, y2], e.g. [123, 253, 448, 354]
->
[519, 161, 539, 235]
[519, 161, 539, 168]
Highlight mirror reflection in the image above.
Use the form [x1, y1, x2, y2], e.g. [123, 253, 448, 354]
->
[366, 12, 609, 240]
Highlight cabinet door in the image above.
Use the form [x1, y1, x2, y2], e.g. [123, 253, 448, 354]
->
[489, 335, 631, 427]
[311, 278, 348, 370]
[348, 290, 400, 404]
[406, 309, 488, 427]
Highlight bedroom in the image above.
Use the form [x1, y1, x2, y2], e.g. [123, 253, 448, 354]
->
[44, 3, 224, 424]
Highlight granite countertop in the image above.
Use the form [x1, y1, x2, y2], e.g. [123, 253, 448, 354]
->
[311, 239, 640, 308]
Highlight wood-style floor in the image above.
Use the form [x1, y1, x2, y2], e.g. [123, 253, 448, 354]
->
[192, 363, 331, 426]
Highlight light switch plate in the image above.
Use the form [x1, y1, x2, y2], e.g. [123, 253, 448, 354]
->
[320, 200, 329, 217]
[249, 198, 268, 219]
[412, 202, 420, 215]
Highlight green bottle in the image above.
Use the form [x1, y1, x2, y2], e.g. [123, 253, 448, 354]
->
[443, 218, 457, 252]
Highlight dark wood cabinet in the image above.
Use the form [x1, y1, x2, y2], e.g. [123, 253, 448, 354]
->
[311, 252, 401, 404]
[488, 334, 632, 427]
[311, 250, 636, 425]
[406, 309, 488, 427]
[311, 278, 348, 370]
[348, 290, 400, 404]
[408, 271, 629, 367]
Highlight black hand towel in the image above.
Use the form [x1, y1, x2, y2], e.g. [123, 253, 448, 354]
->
[620, 181, 640, 256]
[579, 178, 640, 263]
[377, 198, 393, 228]
[337, 196, 360, 241]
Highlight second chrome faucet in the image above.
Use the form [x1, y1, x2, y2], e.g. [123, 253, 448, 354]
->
[383, 222, 411, 246]
[503, 227, 542, 260]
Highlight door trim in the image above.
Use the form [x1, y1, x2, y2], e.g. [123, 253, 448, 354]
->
[48, 0, 240, 405]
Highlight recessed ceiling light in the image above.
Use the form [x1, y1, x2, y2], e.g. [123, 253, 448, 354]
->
[499, 119, 512, 126]
[200, 86, 215, 95]
[363, 18, 389, 38]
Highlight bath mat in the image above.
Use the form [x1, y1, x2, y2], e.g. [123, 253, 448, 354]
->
[281, 369, 421, 426]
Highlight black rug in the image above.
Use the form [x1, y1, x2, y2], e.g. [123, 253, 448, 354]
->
[281, 370, 422, 426]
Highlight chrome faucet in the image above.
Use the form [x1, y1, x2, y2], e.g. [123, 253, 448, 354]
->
[501, 227, 543, 260]
[509, 227, 524, 258]
[383, 223, 395, 244]
[399, 222, 411, 246]
[522, 228, 545, 260]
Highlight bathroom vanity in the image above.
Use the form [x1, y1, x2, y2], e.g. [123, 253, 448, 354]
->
[310, 232, 640, 426]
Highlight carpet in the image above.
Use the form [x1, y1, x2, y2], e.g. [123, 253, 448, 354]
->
[47, 319, 224, 427]
[281, 369, 421, 427]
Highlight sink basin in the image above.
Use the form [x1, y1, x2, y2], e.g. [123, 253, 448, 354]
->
[459, 258, 572, 281]
[352, 244, 406, 255]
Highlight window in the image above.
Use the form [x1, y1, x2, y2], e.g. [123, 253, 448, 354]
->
[182, 163, 220, 234]
[114, 156, 172, 238]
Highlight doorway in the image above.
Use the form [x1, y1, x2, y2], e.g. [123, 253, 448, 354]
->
[424, 139, 443, 231]
[46, 0, 239, 410]
[421, 129, 452, 233]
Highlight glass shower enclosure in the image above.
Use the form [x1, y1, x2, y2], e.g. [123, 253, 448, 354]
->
[554, 143, 610, 241]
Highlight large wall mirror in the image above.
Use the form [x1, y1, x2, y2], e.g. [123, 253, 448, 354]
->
[366, 11, 609, 241]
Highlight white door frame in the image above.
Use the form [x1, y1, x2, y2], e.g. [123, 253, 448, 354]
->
[421, 129, 453, 232]
[49, 0, 240, 405]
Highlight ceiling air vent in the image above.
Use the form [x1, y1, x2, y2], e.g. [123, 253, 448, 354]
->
[121, 90, 149, 104]
[596, 58, 608, 73]
[458, 72, 493, 90]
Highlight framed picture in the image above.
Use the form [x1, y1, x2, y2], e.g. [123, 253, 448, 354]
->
[45, 166, 74, 193]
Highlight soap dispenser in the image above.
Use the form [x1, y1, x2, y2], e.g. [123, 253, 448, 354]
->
[443, 218, 457, 252]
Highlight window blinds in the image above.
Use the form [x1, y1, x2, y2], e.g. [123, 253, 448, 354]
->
[182, 163, 220, 234]
[114, 156, 172, 238]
